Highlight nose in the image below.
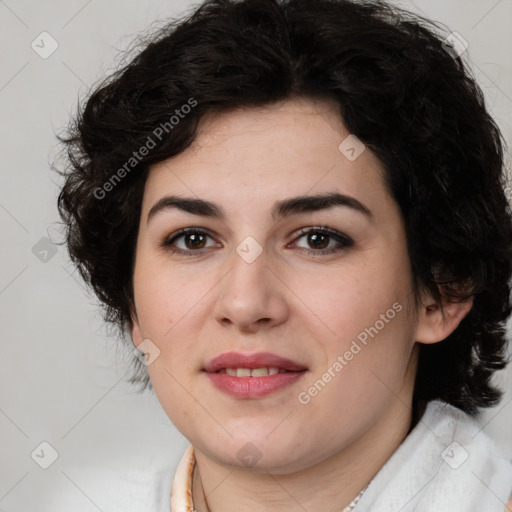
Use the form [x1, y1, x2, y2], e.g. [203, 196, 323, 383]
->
[212, 243, 289, 333]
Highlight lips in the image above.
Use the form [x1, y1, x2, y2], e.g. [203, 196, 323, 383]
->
[203, 351, 308, 373]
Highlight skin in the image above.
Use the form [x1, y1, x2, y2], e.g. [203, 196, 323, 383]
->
[130, 97, 471, 512]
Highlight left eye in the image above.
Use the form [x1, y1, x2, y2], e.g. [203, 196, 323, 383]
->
[292, 227, 354, 254]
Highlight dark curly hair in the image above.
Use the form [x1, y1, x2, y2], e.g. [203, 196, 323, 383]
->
[55, 0, 512, 415]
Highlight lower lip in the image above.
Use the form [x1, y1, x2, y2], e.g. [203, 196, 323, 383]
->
[204, 371, 307, 398]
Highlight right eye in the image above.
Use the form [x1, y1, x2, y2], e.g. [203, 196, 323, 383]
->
[160, 228, 221, 256]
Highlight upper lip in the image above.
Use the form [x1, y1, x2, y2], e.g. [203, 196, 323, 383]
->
[203, 351, 308, 372]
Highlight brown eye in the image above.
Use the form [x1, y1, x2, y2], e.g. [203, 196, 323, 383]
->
[183, 232, 207, 249]
[306, 232, 330, 250]
[293, 227, 354, 255]
[162, 228, 219, 255]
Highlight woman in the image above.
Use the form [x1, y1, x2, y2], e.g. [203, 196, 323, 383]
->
[56, 0, 512, 510]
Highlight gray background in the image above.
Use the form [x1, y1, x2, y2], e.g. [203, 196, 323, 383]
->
[1, 0, 511, 510]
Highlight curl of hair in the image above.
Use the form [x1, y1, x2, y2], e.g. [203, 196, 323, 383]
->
[55, 0, 512, 413]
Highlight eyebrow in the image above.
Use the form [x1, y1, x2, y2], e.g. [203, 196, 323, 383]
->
[147, 192, 373, 225]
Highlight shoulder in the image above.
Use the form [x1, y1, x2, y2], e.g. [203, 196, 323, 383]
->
[423, 401, 512, 512]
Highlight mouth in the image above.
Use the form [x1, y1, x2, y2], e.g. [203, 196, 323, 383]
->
[202, 351, 308, 398]
[202, 351, 308, 374]
[211, 367, 306, 377]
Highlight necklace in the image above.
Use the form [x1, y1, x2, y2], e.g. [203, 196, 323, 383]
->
[341, 485, 367, 511]
[195, 485, 367, 512]
[195, 464, 368, 512]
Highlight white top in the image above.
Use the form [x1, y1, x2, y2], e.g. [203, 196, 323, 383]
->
[170, 400, 512, 512]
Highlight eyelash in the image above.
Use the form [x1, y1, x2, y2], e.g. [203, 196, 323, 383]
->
[160, 226, 354, 257]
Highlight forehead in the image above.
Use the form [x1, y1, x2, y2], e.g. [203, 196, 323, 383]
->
[141, 97, 389, 215]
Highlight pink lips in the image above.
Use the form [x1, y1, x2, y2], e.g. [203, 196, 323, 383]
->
[202, 351, 308, 399]
[203, 351, 308, 373]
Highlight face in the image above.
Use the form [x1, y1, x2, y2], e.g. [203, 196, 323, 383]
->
[131, 97, 422, 473]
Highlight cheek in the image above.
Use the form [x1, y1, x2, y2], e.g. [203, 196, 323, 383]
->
[298, 294, 415, 430]
[297, 241, 416, 387]
[132, 256, 214, 384]
[301, 259, 411, 344]
[132, 255, 204, 339]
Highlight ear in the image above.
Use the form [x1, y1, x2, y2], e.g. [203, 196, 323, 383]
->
[129, 306, 144, 346]
[414, 291, 473, 344]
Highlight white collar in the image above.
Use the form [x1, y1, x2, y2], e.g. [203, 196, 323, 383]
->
[170, 401, 512, 512]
